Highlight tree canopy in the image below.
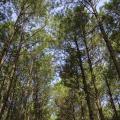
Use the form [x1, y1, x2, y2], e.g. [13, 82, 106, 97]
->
[0, 0, 120, 120]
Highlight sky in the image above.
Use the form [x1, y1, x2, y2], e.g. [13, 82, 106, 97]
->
[51, 0, 110, 14]
[97, 0, 109, 9]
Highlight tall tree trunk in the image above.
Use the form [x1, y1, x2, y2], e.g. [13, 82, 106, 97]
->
[5, 106, 11, 120]
[71, 102, 76, 120]
[99, 23, 120, 79]
[33, 85, 42, 120]
[90, 2, 120, 79]
[83, 34, 105, 120]
[0, 66, 17, 119]
[0, 36, 23, 119]
[5, 86, 17, 120]
[74, 39, 95, 120]
[71, 91, 76, 120]
[0, 23, 20, 66]
[0, 2, 26, 67]
[80, 101, 85, 120]
[33, 63, 42, 120]
[105, 76, 118, 119]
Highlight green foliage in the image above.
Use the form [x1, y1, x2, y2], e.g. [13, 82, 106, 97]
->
[0, 0, 120, 120]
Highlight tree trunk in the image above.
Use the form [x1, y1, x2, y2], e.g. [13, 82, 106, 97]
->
[80, 101, 85, 120]
[74, 39, 94, 120]
[0, 36, 23, 119]
[83, 34, 105, 120]
[90, 3, 120, 79]
[99, 23, 120, 79]
[105, 76, 118, 119]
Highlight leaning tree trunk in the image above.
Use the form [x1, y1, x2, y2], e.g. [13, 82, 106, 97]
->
[83, 33, 105, 120]
[0, 35, 23, 119]
[74, 39, 95, 120]
[104, 76, 118, 119]
[80, 101, 85, 120]
[90, 2, 120, 79]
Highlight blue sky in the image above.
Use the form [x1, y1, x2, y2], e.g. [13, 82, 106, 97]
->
[98, 0, 109, 8]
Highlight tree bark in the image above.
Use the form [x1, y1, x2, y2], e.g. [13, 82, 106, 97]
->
[0, 35, 23, 119]
[90, 2, 120, 79]
[80, 101, 85, 120]
[74, 39, 95, 120]
[83, 34, 105, 120]
[105, 76, 118, 119]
